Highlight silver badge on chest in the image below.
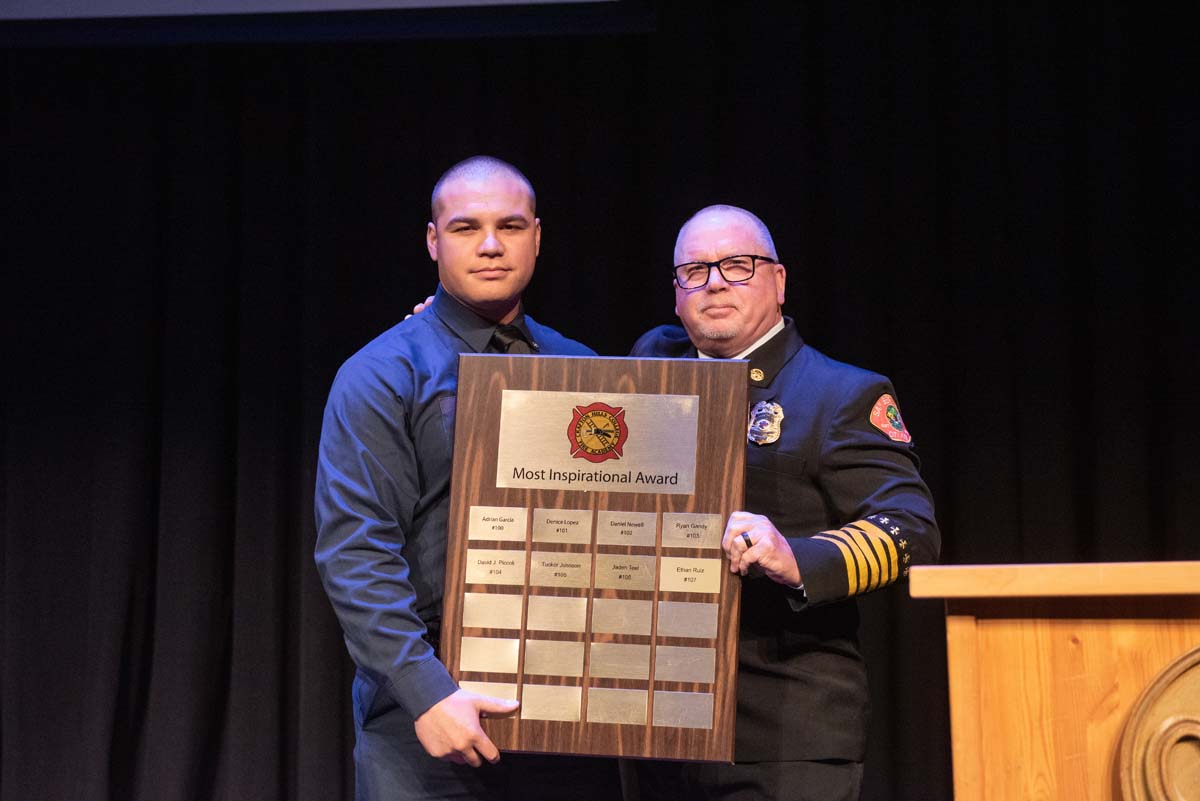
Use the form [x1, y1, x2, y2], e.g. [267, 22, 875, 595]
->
[747, 401, 784, 445]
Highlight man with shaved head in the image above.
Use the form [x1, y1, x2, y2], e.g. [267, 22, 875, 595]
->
[315, 156, 617, 800]
[630, 205, 940, 800]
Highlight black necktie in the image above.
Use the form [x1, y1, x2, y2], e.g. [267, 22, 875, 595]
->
[490, 324, 533, 354]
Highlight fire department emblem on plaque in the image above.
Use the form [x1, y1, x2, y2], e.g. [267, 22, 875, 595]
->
[568, 402, 628, 463]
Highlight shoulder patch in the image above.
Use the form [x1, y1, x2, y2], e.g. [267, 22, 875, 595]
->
[869, 394, 912, 443]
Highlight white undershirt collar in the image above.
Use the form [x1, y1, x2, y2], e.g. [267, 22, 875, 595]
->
[697, 318, 786, 361]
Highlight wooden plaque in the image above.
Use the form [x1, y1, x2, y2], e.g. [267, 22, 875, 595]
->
[441, 355, 746, 762]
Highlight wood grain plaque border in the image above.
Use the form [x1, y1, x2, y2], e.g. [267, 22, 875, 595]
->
[441, 355, 746, 762]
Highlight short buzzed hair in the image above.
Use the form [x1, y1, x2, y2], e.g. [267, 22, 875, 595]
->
[675, 204, 779, 261]
[430, 155, 537, 221]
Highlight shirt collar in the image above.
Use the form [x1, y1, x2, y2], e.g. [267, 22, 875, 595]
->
[697, 318, 786, 361]
[697, 318, 803, 389]
[430, 284, 535, 353]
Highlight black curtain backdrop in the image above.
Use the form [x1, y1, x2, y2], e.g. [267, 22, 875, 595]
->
[3, 3, 1197, 800]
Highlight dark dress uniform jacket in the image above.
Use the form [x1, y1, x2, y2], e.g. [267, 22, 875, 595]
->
[630, 320, 940, 762]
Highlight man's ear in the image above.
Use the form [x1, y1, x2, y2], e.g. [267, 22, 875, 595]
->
[534, 217, 542, 258]
[774, 263, 787, 306]
[426, 221, 438, 261]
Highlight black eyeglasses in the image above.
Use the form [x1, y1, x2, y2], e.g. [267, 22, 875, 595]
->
[672, 254, 776, 289]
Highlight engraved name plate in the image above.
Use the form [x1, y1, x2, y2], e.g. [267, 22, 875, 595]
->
[467, 506, 528, 542]
[652, 691, 714, 729]
[661, 513, 724, 550]
[589, 642, 651, 680]
[587, 688, 647, 725]
[591, 598, 653, 635]
[593, 554, 657, 591]
[656, 601, 719, 639]
[526, 595, 588, 632]
[464, 549, 527, 586]
[462, 592, 523, 630]
[532, 508, 593, 544]
[459, 637, 519, 674]
[658, 557, 722, 594]
[595, 511, 658, 547]
[524, 639, 585, 677]
[655, 645, 716, 683]
[529, 551, 592, 588]
[459, 681, 518, 701]
[521, 685, 582, 722]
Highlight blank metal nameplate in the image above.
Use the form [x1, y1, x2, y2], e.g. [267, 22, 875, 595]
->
[458, 681, 518, 701]
[526, 595, 588, 632]
[587, 688, 647, 725]
[524, 639, 584, 677]
[593, 554, 657, 591]
[468, 506, 528, 542]
[521, 684, 582, 722]
[591, 598, 653, 635]
[464, 549, 527, 586]
[656, 601, 719, 639]
[654, 645, 715, 683]
[589, 642, 650, 680]
[532, 508, 593, 544]
[661, 513, 724, 550]
[529, 551, 592, 588]
[595, 511, 657, 547]
[459, 637, 519, 674]
[658, 557, 722, 594]
[652, 691, 714, 729]
[462, 592, 522, 630]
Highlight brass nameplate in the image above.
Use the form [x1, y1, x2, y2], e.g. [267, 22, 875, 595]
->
[656, 601, 719, 639]
[521, 685, 582, 722]
[532, 508, 593, 544]
[459, 637, 519, 674]
[589, 642, 650, 680]
[464, 549, 527, 586]
[587, 688, 647, 725]
[661, 512, 724, 550]
[462, 592, 522, 630]
[467, 506, 528, 542]
[529, 551, 592, 588]
[524, 639, 585, 677]
[459, 680, 518, 701]
[658, 557, 722, 594]
[655, 645, 716, 683]
[526, 595, 588, 633]
[496, 390, 699, 495]
[652, 691, 714, 729]
[595, 511, 658, 547]
[591, 598, 653, 635]
[593, 554, 657, 591]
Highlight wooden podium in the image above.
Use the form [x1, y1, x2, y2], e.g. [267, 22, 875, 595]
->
[911, 562, 1200, 801]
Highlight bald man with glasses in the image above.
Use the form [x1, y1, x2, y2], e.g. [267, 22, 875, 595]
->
[628, 205, 940, 801]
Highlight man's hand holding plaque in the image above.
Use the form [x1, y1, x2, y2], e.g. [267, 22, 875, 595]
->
[722, 511, 801, 586]
[414, 688, 520, 766]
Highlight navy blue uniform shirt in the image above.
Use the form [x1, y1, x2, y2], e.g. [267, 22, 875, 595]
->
[315, 286, 594, 720]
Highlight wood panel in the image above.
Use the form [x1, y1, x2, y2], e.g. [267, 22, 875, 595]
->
[440, 355, 747, 762]
[910, 562, 1200, 598]
[940, 595, 1200, 801]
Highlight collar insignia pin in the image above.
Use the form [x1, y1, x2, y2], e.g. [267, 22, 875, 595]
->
[748, 400, 784, 445]
[750, 368, 765, 382]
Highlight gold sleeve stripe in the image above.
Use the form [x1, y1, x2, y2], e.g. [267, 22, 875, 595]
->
[848, 520, 899, 585]
[836, 527, 883, 592]
[812, 533, 860, 595]
[820, 528, 875, 594]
